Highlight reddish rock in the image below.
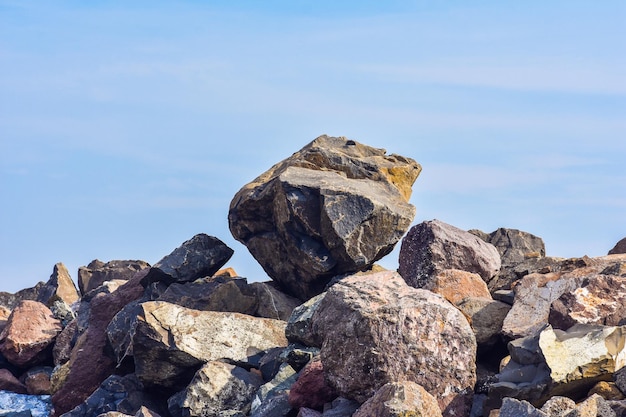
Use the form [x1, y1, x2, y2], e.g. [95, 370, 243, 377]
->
[352, 381, 443, 417]
[51, 268, 147, 417]
[288, 359, 337, 410]
[311, 271, 476, 417]
[429, 268, 492, 305]
[0, 368, 27, 394]
[399, 219, 501, 289]
[23, 367, 53, 395]
[38, 262, 80, 307]
[0, 300, 62, 367]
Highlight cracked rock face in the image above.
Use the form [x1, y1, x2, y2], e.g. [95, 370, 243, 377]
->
[228, 135, 421, 300]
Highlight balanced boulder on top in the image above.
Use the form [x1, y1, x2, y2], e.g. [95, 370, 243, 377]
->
[229, 135, 421, 300]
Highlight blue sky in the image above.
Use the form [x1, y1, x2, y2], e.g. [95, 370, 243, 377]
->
[1, 1, 625, 293]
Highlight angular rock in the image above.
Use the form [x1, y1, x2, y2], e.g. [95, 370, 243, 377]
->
[229, 135, 420, 300]
[428, 268, 492, 305]
[398, 219, 501, 289]
[456, 297, 511, 348]
[250, 281, 301, 321]
[141, 234, 233, 286]
[0, 391, 52, 417]
[567, 393, 617, 417]
[251, 363, 298, 417]
[78, 259, 150, 296]
[321, 397, 360, 416]
[106, 299, 144, 369]
[311, 270, 476, 417]
[0, 300, 61, 367]
[285, 293, 326, 347]
[0, 368, 27, 394]
[588, 381, 625, 401]
[22, 366, 53, 395]
[167, 361, 263, 417]
[298, 408, 322, 417]
[540, 396, 576, 416]
[288, 359, 337, 410]
[609, 238, 626, 255]
[550, 274, 626, 330]
[498, 397, 547, 417]
[52, 319, 78, 366]
[133, 301, 288, 389]
[51, 269, 147, 417]
[352, 381, 443, 417]
[471, 227, 546, 291]
[539, 324, 626, 399]
[36, 262, 80, 308]
[0, 282, 47, 314]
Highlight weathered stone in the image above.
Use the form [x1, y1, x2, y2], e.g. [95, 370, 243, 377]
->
[471, 228, 546, 291]
[141, 234, 233, 286]
[456, 297, 511, 348]
[311, 270, 476, 417]
[0, 368, 27, 394]
[0, 391, 52, 417]
[97, 406, 162, 417]
[22, 366, 53, 395]
[59, 374, 151, 417]
[155, 275, 257, 314]
[288, 359, 337, 410]
[52, 319, 77, 366]
[566, 393, 617, 417]
[250, 282, 301, 321]
[589, 381, 625, 401]
[321, 397, 360, 416]
[133, 301, 287, 390]
[229, 135, 420, 300]
[502, 272, 583, 339]
[540, 396, 576, 416]
[498, 397, 547, 417]
[167, 361, 263, 417]
[285, 293, 326, 347]
[398, 219, 501, 289]
[352, 381, 443, 417]
[51, 269, 147, 417]
[297, 408, 322, 417]
[36, 263, 80, 308]
[78, 259, 150, 296]
[539, 324, 626, 399]
[428, 268, 492, 305]
[251, 363, 298, 417]
[0, 300, 61, 367]
[106, 299, 143, 369]
[550, 274, 626, 330]
[0, 282, 47, 311]
[609, 238, 626, 255]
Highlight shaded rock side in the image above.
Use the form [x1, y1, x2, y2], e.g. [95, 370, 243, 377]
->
[78, 259, 150, 296]
[141, 234, 234, 286]
[36, 262, 80, 308]
[311, 270, 476, 417]
[398, 219, 501, 289]
[133, 300, 288, 389]
[609, 238, 626, 255]
[228, 135, 421, 300]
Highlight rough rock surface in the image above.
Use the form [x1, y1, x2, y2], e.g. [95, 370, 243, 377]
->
[0, 368, 27, 393]
[0, 300, 62, 367]
[311, 270, 476, 417]
[141, 234, 234, 286]
[168, 361, 263, 417]
[352, 381, 443, 417]
[288, 359, 337, 410]
[398, 219, 501, 289]
[456, 297, 511, 348]
[285, 293, 326, 347]
[36, 262, 80, 307]
[609, 238, 626, 255]
[132, 301, 288, 389]
[229, 135, 421, 300]
[78, 259, 150, 296]
[428, 268, 492, 305]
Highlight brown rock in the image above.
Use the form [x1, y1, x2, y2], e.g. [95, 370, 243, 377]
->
[288, 359, 337, 410]
[429, 268, 492, 305]
[588, 381, 625, 401]
[51, 268, 147, 416]
[0, 300, 62, 367]
[456, 297, 511, 348]
[250, 281, 301, 321]
[398, 219, 501, 289]
[609, 238, 626, 255]
[311, 271, 476, 417]
[0, 368, 27, 394]
[229, 135, 420, 300]
[352, 381, 443, 417]
[23, 367, 53, 395]
[37, 262, 80, 307]
[78, 259, 150, 296]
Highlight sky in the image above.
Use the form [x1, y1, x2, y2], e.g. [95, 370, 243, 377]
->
[1, 1, 625, 294]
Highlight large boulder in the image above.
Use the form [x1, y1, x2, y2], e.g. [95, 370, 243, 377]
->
[311, 270, 476, 417]
[132, 301, 288, 390]
[352, 381, 443, 417]
[78, 259, 150, 296]
[0, 300, 62, 367]
[398, 219, 501, 289]
[141, 234, 234, 286]
[228, 135, 421, 300]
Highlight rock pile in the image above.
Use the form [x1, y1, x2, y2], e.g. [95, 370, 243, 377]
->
[1, 135, 625, 417]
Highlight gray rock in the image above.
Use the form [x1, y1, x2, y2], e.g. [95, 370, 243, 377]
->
[250, 282, 301, 321]
[311, 270, 476, 417]
[141, 234, 233, 286]
[228, 135, 421, 300]
[167, 361, 263, 417]
[77, 259, 149, 296]
[285, 293, 326, 347]
[0, 391, 52, 417]
[132, 301, 288, 390]
[398, 219, 501, 289]
[498, 397, 547, 417]
[456, 297, 510, 348]
[251, 363, 298, 416]
[321, 397, 360, 417]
